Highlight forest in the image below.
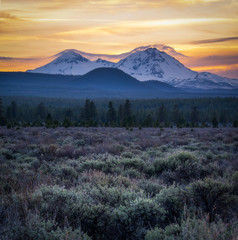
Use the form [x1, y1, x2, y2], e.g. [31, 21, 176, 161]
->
[0, 96, 238, 128]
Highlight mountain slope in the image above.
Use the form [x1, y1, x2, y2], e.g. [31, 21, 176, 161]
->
[72, 68, 147, 91]
[115, 48, 196, 82]
[0, 69, 183, 99]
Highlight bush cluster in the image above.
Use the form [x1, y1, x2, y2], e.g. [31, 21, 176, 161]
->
[1, 127, 238, 239]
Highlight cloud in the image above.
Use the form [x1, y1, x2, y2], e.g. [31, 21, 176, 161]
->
[198, 55, 238, 66]
[0, 56, 37, 61]
[191, 37, 238, 44]
[0, 12, 24, 21]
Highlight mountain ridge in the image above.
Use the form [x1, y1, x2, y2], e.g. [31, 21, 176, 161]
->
[28, 48, 238, 90]
[1, 68, 185, 99]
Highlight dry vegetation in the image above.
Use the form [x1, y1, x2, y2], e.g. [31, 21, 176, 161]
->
[0, 127, 238, 240]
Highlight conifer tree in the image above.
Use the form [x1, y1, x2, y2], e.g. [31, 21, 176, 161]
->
[65, 109, 73, 121]
[123, 99, 133, 127]
[212, 116, 218, 128]
[11, 101, 17, 120]
[172, 104, 179, 125]
[36, 102, 46, 121]
[158, 104, 167, 125]
[0, 98, 3, 117]
[117, 104, 124, 127]
[143, 114, 152, 127]
[191, 106, 199, 125]
[107, 101, 116, 126]
[45, 113, 53, 127]
[82, 99, 98, 126]
[233, 120, 238, 128]
[0, 98, 7, 126]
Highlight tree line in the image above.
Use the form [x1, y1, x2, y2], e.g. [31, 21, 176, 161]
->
[0, 97, 237, 128]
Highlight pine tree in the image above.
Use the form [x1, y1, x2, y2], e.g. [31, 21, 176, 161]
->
[36, 103, 46, 121]
[107, 101, 116, 126]
[89, 101, 97, 126]
[233, 120, 238, 128]
[11, 101, 17, 120]
[6, 106, 11, 120]
[82, 99, 98, 126]
[117, 104, 124, 127]
[79, 107, 85, 125]
[172, 104, 179, 125]
[191, 106, 199, 125]
[123, 99, 133, 127]
[157, 104, 167, 125]
[143, 114, 152, 127]
[65, 109, 73, 121]
[45, 113, 53, 128]
[84, 99, 91, 123]
[212, 117, 218, 128]
[0, 98, 3, 117]
[0, 98, 7, 126]
[63, 118, 71, 128]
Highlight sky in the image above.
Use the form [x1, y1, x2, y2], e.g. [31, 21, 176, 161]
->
[0, 0, 238, 78]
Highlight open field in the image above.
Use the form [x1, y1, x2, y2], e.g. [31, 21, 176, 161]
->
[0, 127, 238, 240]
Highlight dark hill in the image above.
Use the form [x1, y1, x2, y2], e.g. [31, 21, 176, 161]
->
[0, 69, 186, 98]
[72, 68, 150, 91]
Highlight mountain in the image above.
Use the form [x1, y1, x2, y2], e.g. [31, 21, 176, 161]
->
[28, 51, 114, 75]
[0, 68, 184, 99]
[28, 48, 192, 81]
[115, 48, 196, 82]
[27, 48, 238, 90]
[71, 68, 147, 91]
[171, 72, 238, 90]
[0, 44, 187, 73]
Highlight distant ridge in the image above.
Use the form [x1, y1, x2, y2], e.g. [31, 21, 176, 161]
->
[0, 68, 184, 99]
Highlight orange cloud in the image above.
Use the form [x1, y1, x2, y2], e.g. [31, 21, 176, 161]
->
[0, 0, 237, 79]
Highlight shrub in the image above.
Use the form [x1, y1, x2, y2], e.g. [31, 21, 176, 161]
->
[122, 168, 142, 179]
[24, 212, 91, 240]
[155, 185, 187, 224]
[145, 227, 163, 240]
[188, 178, 238, 222]
[120, 158, 146, 170]
[108, 198, 165, 240]
[154, 152, 209, 183]
[31, 185, 83, 228]
[138, 180, 163, 197]
[145, 216, 238, 240]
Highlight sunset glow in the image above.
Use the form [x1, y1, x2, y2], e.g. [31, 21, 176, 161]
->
[0, 0, 238, 78]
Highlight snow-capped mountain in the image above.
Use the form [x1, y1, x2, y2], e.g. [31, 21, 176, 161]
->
[28, 51, 114, 75]
[172, 72, 238, 90]
[28, 48, 238, 90]
[115, 48, 196, 82]
[28, 48, 193, 80]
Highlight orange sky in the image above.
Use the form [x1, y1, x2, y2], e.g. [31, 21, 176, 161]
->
[0, 0, 238, 78]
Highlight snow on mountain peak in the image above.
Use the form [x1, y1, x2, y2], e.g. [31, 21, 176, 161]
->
[115, 47, 196, 81]
[54, 51, 89, 64]
[27, 47, 238, 89]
